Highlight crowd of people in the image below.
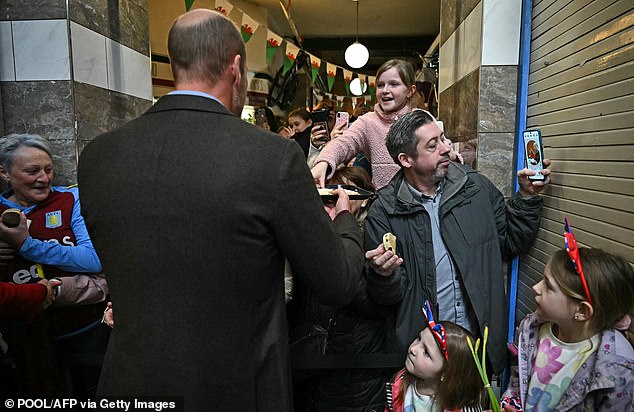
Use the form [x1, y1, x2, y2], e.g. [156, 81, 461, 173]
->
[0, 8, 632, 412]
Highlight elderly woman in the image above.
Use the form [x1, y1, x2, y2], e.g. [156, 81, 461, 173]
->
[0, 134, 107, 397]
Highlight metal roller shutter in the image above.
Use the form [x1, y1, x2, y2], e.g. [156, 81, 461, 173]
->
[516, 0, 634, 320]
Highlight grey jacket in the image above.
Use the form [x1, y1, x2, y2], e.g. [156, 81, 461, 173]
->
[503, 313, 634, 411]
[363, 163, 543, 373]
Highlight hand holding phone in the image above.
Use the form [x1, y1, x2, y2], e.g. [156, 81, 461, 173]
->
[311, 109, 330, 140]
[523, 130, 545, 181]
[310, 124, 330, 148]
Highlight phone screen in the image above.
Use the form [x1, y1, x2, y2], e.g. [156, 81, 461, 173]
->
[523, 130, 545, 181]
[311, 109, 330, 139]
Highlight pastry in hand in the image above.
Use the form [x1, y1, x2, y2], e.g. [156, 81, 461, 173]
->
[383, 232, 396, 252]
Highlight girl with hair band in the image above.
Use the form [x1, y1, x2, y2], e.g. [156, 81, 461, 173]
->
[311, 59, 420, 189]
[501, 218, 634, 411]
[385, 301, 484, 412]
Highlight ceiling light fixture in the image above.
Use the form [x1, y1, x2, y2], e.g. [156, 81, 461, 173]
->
[350, 78, 367, 96]
[344, 0, 369, 69]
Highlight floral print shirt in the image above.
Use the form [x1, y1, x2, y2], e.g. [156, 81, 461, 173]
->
[525, 323, 599, 411]
[404, 384, 439, 412]
[503, 313, 634, 411]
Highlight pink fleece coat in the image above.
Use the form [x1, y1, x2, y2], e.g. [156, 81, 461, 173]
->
[315, 103, 413, 189]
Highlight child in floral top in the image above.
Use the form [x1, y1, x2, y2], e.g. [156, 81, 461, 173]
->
[502, 240, 633, 411]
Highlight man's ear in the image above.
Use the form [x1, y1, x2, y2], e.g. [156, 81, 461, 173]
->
[230, 54, 243, 87]
[397, 152, 412, 169]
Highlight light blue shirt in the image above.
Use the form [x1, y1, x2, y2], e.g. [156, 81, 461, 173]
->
[168, 90, 223, 106]
[407, 182, 477, 335]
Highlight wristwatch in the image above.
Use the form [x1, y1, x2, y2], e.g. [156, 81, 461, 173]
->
[52, 278, 63, 298]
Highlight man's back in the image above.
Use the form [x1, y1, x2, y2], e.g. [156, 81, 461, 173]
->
[78, 95, 363, 410]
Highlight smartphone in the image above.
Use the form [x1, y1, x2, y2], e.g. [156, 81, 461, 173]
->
[523, 129, 545, 181]
[335, 111, 349, 130]
[311, 109, 331, 139]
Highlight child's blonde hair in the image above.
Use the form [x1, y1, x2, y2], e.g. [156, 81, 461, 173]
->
[548, 248, 634, 341]
[395, 322, 483, 410]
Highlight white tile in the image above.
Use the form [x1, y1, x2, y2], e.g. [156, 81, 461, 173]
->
[438, 33, 456, 93]
[106, 38, 152, 100]
[13, 20, 70, 81]
[0, 22, 15, 81]
[460, 2, 482, 80]
[482, 0, 521, 65]
[438, 3, 483, 92]
[71, 22, 108, 89]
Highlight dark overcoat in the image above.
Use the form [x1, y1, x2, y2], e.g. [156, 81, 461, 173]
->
[77, 94, 363, 411]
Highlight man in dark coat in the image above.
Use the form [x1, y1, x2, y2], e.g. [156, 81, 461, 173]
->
[364, 111, 551, 374]
[77, 9, 363, 411]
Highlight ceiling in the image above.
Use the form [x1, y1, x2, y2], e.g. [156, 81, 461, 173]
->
[247, 0, 441, 74]
[149, 0, 440, 77]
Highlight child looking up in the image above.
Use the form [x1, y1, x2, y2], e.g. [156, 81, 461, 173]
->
[502, 219, 634, 411]
[386, 301, 484, 412]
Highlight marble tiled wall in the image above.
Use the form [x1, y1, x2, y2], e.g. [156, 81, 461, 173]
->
[478, 132, 514, 197]
[440, 0, 481, 45]
[0, 81, 74, 139]
[0, 81, 76, 185]
[481, 0, 521, 66]
[439, 0, 522, 196]
[438, 69, 479, 142]
[0, 0, 151, 185]
[438, 2, 482, 94]
[74, 81, 151, 155]
[70, 0, 150, 56]
[70, 21, 152, 100]
[477, 65, 518, 196]
[0, 20, 71, 82]
[1, 0, 67, 20]
[479, 66, 518, 133]
[477, 0, 521, 195]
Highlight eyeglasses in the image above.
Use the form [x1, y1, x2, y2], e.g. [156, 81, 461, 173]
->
[563, 217, 592, 304]
[422, 300, 448, 360]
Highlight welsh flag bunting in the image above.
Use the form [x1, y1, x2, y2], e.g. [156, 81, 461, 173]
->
[241, 14, 259, 43]
[326, 62, 337, 92]
[368, 76, 376, 96]
[335, 95, 344, 111]
[358, 74, 367, 94]
[185, 0, 195, 11]
[266, 30, 283, 65]
[214, 0, 233, 16]
[343, 69, 353, 95]
[283, 42, 300, 75]
[308, 54, 321, 85]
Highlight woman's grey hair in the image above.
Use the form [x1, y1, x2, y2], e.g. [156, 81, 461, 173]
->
[0, 134, 53, 171]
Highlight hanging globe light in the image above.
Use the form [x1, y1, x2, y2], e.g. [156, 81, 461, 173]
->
[344, 1, 369, 69]
[350, 77, 368, 96]
[345, 42, 369, 69]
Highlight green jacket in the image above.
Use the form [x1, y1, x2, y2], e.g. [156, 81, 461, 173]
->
[363, 163, 543, 373]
